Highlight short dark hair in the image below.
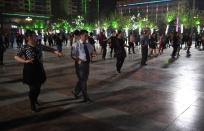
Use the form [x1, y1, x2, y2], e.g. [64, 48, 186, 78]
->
[117, 30, 122, 34]
[111, 30, 116, 34]
[73, 30, 80, 36]
[90, 32, 93, 36]
[25, 30, 36, 38]
[80, 30, 88, 35]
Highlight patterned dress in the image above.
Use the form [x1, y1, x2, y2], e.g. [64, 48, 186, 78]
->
[16, 44, 56, 85]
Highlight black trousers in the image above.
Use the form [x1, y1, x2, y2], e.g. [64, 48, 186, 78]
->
[128, 42, 135, 54]
[48, 40, 53, 47]
[74, 62, 90, 100]
[110, 47, 116, 57]
[172, 46, 179, 57]
[10, 41, 14, 48]
[0, 48, 4, 64]
[141, 45, 148, 65]
[195, 41, 201, 47]
[102, 45, 107, 59]
[28, 84, 41, 109]
[202, 42, 204, 49]
[17, 42, 23, 48]
[116, 56, 125, 72]
[187, 43, 191, 54]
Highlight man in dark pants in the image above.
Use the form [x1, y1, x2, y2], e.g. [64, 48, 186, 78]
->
[98, 31, 107, 60]
[141, 31, 149, 66]
[56, 33, 63, 52]
[88, 32, 96, 52]
[186, 34, 192, 55]
[108, 30, 117, 58]
[71, 30, 94, 102]
[0, 32, 5, 65]
[128, 32, 135, 54]
[0, 47, 4, 65]
[171, 32, 180, 58]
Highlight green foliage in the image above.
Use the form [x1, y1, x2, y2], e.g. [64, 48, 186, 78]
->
[165, 11, 176, 24]
[19, 7, 203, 33]
[20, 21, 46, 30]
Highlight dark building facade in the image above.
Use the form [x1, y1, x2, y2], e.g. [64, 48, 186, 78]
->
[116, 0, 190, 23]
[51, 0, 116, 23]
[0, 0, 51, 15]
[0, 0, 51, 30]
[116, 0, 204, 17]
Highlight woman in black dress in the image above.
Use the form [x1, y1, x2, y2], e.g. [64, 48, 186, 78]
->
[115, 31, 128, 73]
[14, 30, 62, 112]
[149, 33, 157, 56]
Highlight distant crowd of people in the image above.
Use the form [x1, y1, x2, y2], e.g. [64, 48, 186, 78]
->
[0, 28, 204, 112]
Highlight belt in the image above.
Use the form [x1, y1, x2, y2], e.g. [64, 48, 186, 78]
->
[76, 60, 89, 64]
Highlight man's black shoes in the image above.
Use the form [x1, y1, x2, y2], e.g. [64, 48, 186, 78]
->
[72, 91, 79, 99]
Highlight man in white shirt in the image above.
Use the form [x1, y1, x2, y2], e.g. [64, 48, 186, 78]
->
[71, 30, 94, 102]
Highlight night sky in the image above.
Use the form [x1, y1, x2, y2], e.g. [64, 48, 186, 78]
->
[99, 0, 117, 17]
[51, 0, 117, 20]
[86, 0, 117, 21]
[194, 0, 204, 10]
[51, 0, 203, 19]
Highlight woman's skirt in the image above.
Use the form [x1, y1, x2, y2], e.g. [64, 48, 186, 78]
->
[23, 62, 46, 85]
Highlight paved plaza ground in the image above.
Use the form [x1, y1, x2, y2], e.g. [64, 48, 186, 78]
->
[1, 46, 204, 131]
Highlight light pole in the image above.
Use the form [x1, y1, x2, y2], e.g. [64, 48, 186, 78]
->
[146, 5, 149, 19]
[176, 1, 180, 32]
[192, 0, 195, 34]
[156, 4, 158, 24]
[193, 0, 195, 12]
[97, 0, 100, 25]
[28, 0, 31, 12]
[81, 0, 87, 17]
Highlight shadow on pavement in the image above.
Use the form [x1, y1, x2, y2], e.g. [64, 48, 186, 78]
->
[162, 57, 179, 68]
[0, 109, 73, 130]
